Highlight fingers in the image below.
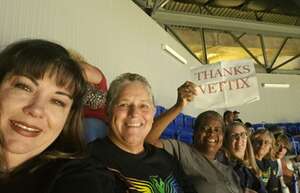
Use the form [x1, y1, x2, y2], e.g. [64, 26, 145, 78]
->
[178, 81, 197, 96]
[176, 81, 198, 106]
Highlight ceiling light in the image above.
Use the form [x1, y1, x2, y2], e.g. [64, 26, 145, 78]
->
[261, 83, 290, 88]
[162, 44, 187, 64]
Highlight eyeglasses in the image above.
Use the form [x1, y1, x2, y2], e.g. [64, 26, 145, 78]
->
[230, 132, 248, 140]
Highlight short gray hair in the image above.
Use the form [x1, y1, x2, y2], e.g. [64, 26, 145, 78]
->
[106, 73, 155, 116]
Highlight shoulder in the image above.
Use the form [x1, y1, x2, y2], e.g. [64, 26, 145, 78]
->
[88, 138, 110, 155]
[162, 139, 193, 154]
[144, 142, 175, 158]
[50, 158, 115, 193]
[263, 159, 278, 169]
[161, 139, 206, 166]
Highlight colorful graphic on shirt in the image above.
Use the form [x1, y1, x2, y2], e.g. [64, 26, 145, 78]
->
[127, 174, 182, 193]
[260, 167, 272, 185]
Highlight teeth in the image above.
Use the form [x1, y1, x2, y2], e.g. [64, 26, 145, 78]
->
[13, 122, 40, 132]
[126, 123, 142, 127]
[208, 139, 216, 143]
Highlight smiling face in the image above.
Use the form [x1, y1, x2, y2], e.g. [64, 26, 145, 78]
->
[252, 133, 272, 160]
[108, 81, 155, 154]
[228, 125, 248, 159]
[275, 142, 288, 159]
[194, 118, 224, 159]
[0, 74, 73, 166]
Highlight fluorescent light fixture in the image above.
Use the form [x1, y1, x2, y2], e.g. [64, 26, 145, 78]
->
[162, 44, 187, 64]
[261, 83, 290, 88]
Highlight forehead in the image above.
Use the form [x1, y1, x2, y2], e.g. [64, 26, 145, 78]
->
[203, 118, 222, 127]
[231, 125, 246, 133]
[255, 133, 271, 140]
[117, 81, 152, 101]
[7, 72, 74, 93]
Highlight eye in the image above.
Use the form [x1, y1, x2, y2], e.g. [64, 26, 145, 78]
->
[214, 128, 220, 132]
[51, 99, 66, 107]
[118, 102, 129, 108]
[140, 103, 150, 110]
[14, 82, 32, 92]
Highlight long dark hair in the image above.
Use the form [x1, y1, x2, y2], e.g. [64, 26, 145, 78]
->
[0, 39, 87, 170]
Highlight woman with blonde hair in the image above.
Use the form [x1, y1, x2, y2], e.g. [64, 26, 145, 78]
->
[251, 129, 280, 193]
[221, 122, 266, 193]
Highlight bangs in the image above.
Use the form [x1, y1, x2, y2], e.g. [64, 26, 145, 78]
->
[0, 39, 86, 108]
[6, 44, 86, 107]
[12, 60, 79, 95]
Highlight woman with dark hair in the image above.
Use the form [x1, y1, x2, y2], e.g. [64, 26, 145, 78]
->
[0, 39, 114, 193]
[146, 81, 243, 193]
[274, 134, 294, 189]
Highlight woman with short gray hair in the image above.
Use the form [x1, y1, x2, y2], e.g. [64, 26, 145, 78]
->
[90, 72, 195, 193]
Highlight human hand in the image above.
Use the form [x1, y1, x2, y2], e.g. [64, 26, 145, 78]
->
[176, 81, 198, 108]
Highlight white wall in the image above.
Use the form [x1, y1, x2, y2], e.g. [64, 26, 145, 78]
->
[235, 73, 300, 123]
[0, 0, 199, 109]
[0, 0, 299, 123]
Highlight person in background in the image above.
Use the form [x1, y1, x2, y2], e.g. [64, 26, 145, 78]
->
[221, 122, 266, 193]
[89, 73, 196, 193]
[244, 122, 255, 136]
[146, 81, 243, 193]
[233, 111, 240, 121]
[251, 129, 280, 193]
[69, 50, 108, 142]
[224, 110, 234, 126]
[274, 134, 294, 188]
[0, 39, 115, 193]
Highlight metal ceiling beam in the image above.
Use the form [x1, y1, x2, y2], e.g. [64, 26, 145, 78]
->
[228, 32, 265, 69]
[269, 37, 289, 69]
[152, 10, 300, 38]
[152, 0, 170, 15]
[165, 25, 203, 64]
[258, 34, 268, 68]
[272, 69, 300, 75]
[200, 28, 208, 64]
[271, 54, 300, 72]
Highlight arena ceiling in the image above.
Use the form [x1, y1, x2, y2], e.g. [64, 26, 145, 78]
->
[133, 0, 300, 74]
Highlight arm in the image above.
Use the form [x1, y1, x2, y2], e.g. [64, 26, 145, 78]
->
[81, 61, 104, 85]
[146, 81, 197, 148]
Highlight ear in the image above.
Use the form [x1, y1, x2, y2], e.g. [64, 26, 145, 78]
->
[153, 106, 157, 116]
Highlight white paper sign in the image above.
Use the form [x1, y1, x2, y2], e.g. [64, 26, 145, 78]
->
[191, 60, 260, 109]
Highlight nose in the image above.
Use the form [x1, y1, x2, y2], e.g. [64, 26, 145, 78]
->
[23, 95, 46, 118]
[278, 146, 284, 152]
[254, 141, 262, 147]
[128, 105, 139, 117]
[235, 136, 243, 141]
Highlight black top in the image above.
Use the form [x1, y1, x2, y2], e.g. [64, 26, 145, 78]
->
[89, 137, 196, 193]
[217, 151, 267, 193]
[233, 161, 267, 193]
[256, 159, 280, 193]
[0, 157, 115, 193]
